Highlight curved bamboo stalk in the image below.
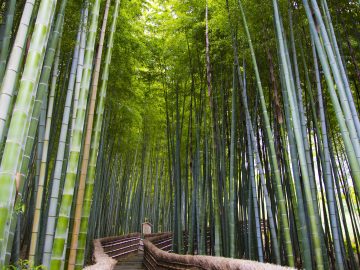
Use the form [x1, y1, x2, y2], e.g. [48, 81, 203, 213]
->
[26, 1, 69, 264]
[311, 0, 360, 141]
[0, 0, 16, 83]
[311, 34, 344, 269]
[67, 0, 111, 268]
[205, 1, 222, 256]
[247, 127, 264, 262]
[41, 9, 86, 268]
[49, 0, 102, 268]
[28, 34, 62, 264]
[303, 0, 360, 200]
[239, 63, 280, 264]
[272, 1, 324, 268]
[17, 0, 69, 223]
[0, 0, 58, 266]
[237, 0, 294, 266]
[0, 0, 36, 149]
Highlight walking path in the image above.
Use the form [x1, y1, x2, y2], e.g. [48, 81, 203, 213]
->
[114, 251, 144, 270]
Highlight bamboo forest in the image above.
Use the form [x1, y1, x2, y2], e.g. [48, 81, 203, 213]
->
[0, 0, 360, 269]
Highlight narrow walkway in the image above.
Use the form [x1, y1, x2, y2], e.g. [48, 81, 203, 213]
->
[93, 233, 293, 270]
[114, 251, 144, 270]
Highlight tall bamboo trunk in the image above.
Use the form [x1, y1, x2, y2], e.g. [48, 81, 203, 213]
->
[41, 9, 86, 268]
[49, 0, 101, 268]
[67, 0, 111, 268]
[0, 0, 37, 150]
[238, 0, 294, 265]
[0, 0, 58, 265]
[0, 0, 16, 83]
[29, 34, 63, 264]
[303, 0, 360, 198]
[273, 1, 324, 268]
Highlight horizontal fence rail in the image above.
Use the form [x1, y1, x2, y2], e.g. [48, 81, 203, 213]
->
[84, 233, 141, 270]
[102, 234, 141, 259]
[83, 238, 117, 270]
[143, 232, 294, 270]
[87, 231, 294, 270]
[144, 232, 173, 252]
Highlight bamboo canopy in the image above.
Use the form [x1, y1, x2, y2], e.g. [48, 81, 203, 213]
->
[0, 0, 359, 269]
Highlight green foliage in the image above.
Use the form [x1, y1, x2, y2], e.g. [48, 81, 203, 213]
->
[4, 260, 45, 270]
[1, 0, 360, 268]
